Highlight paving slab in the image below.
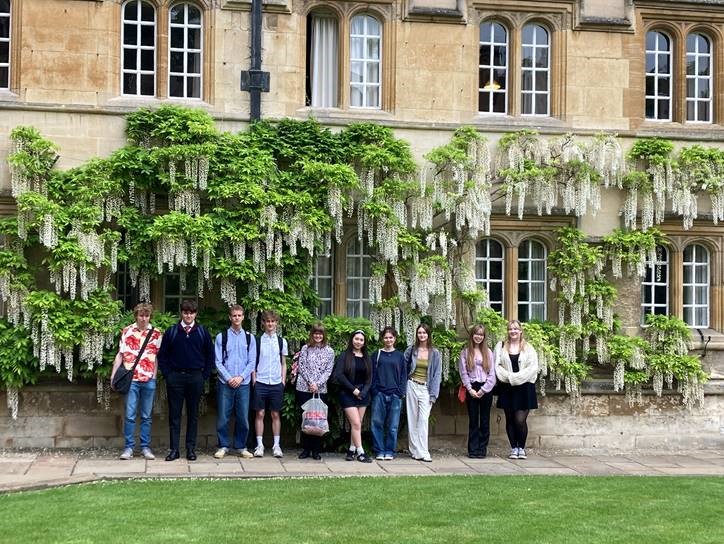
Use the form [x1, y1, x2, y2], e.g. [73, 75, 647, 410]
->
[145, 462, 190, 475]
[380, 463, 435, 475]
[521, 467, 580, 476]
[188, 462, 245, 474]
[73, 459, 146, 476]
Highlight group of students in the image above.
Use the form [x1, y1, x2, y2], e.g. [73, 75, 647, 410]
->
[112, 300, 538, 462]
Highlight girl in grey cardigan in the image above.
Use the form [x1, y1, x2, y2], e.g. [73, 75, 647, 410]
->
[404, 323, 441, 462]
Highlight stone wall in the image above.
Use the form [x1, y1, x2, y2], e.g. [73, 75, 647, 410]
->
[2, 382, 722, 453]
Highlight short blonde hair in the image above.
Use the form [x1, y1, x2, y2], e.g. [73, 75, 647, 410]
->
[133, 303, 153, 317]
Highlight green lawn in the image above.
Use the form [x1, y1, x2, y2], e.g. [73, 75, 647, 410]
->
[1, 476, 722, 544]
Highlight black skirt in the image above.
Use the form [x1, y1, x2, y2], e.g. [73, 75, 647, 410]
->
[496, 381, 538, 411]
[340, 389, 371, 408]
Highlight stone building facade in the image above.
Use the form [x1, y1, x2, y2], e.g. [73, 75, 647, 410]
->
[0, 0, 723, 451]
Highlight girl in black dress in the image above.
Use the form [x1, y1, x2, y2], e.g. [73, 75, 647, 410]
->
[494, 320, 539, 460]
[334, 330, 373, 463]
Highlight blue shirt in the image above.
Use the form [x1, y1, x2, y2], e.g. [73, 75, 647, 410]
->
[371, 349, 407, 397]
[256, 332, 288, 385]
[215, 328, 257, 385]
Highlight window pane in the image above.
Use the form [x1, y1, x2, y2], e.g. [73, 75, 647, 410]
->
[645, 99, 655, 118]
[0, 16, 9, 38]
[695, 286, 707, 304]
[518, 282, 529, 299]
[123, 48, 137, 70]
[683, 307, 693, 324]
[170, 5, 184, 24]
[518, 305, 529, 323]
[351, 16, 364, 35]
[658, 54, 669, 74]
[695, 265, 707, 283]
[530, 242, 544, 259]
[521, 71, 532, 91]
[366, 62, 379, 83]
[141, 24, 154, 47]
[478, 92, 490, 113]
[171, 27, 184, 48]
[123, 24, 137, 45]
[140, 49, 154, 70]
[521, 46, 533, 67]
[170, 51, 184, 72]
[686, 78, 695, 98]
[188, 28, 201, 50]
[493, 46, 506, 66]
[698, 78, 710, 98]
[188, 6, 201, 25]
[366, 86, 379, 108]
[492, 92, 506, 113]
[0, 67, 7, 87]
[696, 308, 707, 327]
[493, 23, 505, 43]
[658, 99, 669, 119]
[350, 86, 363, 107]
[654, 285, 667, 304]
[535, 71, 548, 91]
[367, 17, 381, 35]
[493, 68, 506, 90]
[351, 61, 363, 83]
[140, 1, 154, 21]
[140, 74, 154, 95]
[490, 283, 502, 301]
[490, 260, 502, 278]
[646, 53, 655, 73]
[123, 73, 137, 94]
[187, 53, 201, 74]
[531, 282, 544, 301]
[479, 46, 491, 67]
[531, 262, 544, 281]
[522, 25, 534, 44]
[187, 76, 201, 98]
[367, 38, 380, 60]
[351, 37, 364, 59]
[645, 75, 655, 96]
[535, 48, 548, 68]
[479, 22, 492, 42]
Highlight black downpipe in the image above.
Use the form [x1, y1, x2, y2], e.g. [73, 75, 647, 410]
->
[249, 0, 263, 121]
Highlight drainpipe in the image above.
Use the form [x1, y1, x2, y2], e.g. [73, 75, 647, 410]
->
[240, 0, 270, 121]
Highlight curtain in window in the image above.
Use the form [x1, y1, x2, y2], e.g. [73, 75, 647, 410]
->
[310, 15, 338, 108]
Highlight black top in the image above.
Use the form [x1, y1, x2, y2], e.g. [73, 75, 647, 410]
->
[158, 323, 215, 380]
[334, 353, 372, 399]
[510, 353, 520, 372]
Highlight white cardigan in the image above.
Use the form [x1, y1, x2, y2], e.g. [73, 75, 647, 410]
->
[494, 342, 539, 386]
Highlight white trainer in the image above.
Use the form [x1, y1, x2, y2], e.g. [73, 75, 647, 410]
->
[119, 447, 133, 460]
[508, 448, 519, 459]
[254, 445, 264, 457]
[214, 447, 228, 459]
[272, 445, 283, 458]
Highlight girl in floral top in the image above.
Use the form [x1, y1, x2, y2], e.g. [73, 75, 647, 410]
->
[111, 303, 163, 461]
[295, 322, 335, 460]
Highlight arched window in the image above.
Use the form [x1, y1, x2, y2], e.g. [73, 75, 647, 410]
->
[683, 244, 709, 327]
[641, 245, 669, 322]
[346, 238, 371, 317]
[350, 14, 381, 109]
[306, 12, 338, 107]
[478, 22, 508, 114]
[518, 240, 546, 321]
[169, 3, 203, 99]
[475, 239, 504, 313]
[686, 33, 712, 123]
[521, 24, 549, 116]
[121, 0, 156, 96]
[311, 252, 334, 317]
[645, 31, 672, 121]
[0, 0, 10, 90]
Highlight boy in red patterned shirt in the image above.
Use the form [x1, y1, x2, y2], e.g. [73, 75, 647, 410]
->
[111, 303, 163, 460]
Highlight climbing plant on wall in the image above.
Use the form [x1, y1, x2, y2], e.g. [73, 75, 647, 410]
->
[0, 108, 712, 419]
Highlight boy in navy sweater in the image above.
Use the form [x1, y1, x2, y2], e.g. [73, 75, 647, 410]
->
[158, 299, 214, 461]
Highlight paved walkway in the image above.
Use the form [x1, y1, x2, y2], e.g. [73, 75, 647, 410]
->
[1, 449, 722, 493]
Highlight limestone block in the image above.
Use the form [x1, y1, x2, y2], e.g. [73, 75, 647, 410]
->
[8, 436, 56, 449]
[0, 416, 64, 437]
[538, 434, 586, 449]
[635, 434, 724, 451]
[63, 415, 120, 438]
[582, 433, 637, 451]
[430, 414, 458, 435]
[55, 437, 95, 449]
[92, 436, 125, 449]
[569, 31, 623, 58]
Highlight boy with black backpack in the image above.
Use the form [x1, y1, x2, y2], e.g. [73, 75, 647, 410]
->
[252, 310, 288, 458]
[213, 304, 257, 459]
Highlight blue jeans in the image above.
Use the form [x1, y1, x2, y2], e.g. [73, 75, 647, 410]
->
[371, 393, 402, 457]
[216, 382, 251, 450]
[124, 379, 156, 449]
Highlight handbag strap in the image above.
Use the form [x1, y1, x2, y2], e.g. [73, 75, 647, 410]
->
[129, 327, 155, 373]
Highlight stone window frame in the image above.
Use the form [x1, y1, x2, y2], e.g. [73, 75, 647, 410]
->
[167, 2, 204, 100]
[655, 222, 723, 333]
[478, 21, 509, 115]
[344, 235, 372, 318]
[302, 1, 395, 112]
[349, 13, 382, 109]
[474, 4, 567, 120]
[474, 238, 505, 314]
[517, 238, 548, 321]
[641, 244, 670, 323]
[640, 17, 721, 126]
[520, 22, 551, 117]
[117, 0, 214, 102]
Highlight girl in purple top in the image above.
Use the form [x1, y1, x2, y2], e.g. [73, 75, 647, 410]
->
[458, 324, 496, 458]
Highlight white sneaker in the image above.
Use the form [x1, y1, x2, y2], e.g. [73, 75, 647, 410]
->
[119, 447, 133, 460]
[254, 445, 264, 457]
[239, 448, 254, 459]
[375, 454, 385, 461]
[141, 447, 155, 460]
[517, 448, 527, 459]
[214, 447, 228, 459]
[383, 454, 394, 461]
[508, 448, 519, 459]
[272, 445, 283, 458]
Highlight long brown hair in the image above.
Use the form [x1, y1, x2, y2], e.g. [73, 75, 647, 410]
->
[344, 330, 372, 377]
[414, 323, 432, 350]
[503, 319, 528, 352]
[465, 324, 491, 373]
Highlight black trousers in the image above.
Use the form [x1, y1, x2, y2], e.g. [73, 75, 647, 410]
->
[166, 370, 204, 451]
[466, 382, 493, 456]
[296, 390, 328, 454]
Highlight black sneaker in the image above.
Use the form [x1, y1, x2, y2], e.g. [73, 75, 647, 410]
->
[345, 449, 356, 461]
[357, 453, 373, 463]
